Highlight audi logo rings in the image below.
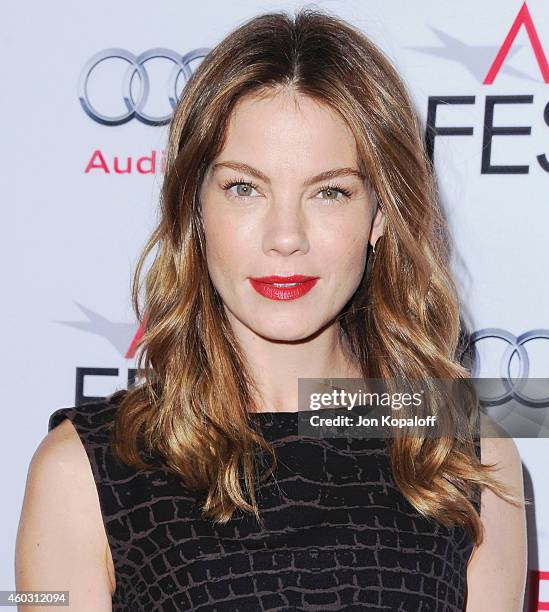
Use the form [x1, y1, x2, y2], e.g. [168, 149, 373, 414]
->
[470, 328, 549, 407]
[78, 48, 211, 126]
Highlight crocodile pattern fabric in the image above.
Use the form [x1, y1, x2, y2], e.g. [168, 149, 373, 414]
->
[48, 390, 481, 611]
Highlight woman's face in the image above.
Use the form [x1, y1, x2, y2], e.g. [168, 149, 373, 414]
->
[199, 89, 384, 342]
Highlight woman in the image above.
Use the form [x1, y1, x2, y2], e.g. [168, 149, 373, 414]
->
[16, 8, 527, 611]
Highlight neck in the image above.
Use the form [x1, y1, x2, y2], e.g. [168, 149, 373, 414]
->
[228, 315, 363, 414]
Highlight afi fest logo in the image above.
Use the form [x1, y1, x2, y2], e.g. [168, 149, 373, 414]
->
[407, 1, 549, 170]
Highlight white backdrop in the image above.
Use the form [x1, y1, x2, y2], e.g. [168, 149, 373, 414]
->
[2, 1, 548, 609]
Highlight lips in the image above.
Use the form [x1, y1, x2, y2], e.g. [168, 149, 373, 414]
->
[249, 275, 319, 301]
[251, 275, 318, 284]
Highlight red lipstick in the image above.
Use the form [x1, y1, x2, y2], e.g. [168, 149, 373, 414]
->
[249, 275, 319, 301]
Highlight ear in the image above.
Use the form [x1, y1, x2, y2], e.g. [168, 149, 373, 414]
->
[369, 202, 385, 248]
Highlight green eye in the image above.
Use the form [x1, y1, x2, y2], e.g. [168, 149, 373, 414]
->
[236, 184, 253, 196]
[222, 178, 260, 199]
[317, 184, 352, 201]
[321, 188, 340, 200]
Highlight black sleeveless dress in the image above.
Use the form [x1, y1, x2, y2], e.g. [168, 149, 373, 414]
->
[48, 390, 481, 611]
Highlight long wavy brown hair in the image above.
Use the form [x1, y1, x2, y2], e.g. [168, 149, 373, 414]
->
[110, 8, 525, 544]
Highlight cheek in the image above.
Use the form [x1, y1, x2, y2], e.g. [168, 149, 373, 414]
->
[203, 208, 253, 276]
[337, 243, 368, 292]
[320, 223, 369, 278]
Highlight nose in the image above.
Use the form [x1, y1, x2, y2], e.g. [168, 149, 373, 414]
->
[261, 198, 310, 257]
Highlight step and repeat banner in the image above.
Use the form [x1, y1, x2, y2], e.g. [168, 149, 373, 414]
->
[2, 1, 548, 608]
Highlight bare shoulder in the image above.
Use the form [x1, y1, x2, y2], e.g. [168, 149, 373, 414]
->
[465, 412, 527, 612]
[32, 417, 90, 473]
[15, 417, 114, 610]
[477, 412, 524, 476]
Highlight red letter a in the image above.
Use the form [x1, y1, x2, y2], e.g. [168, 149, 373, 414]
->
[484, 2, 549, 84]
[84, 149, 110, 173]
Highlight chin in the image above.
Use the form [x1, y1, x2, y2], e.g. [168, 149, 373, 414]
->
[251, 320, 319, 343]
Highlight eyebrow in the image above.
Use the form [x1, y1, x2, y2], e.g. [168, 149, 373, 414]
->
[212, 161, 366, 187]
